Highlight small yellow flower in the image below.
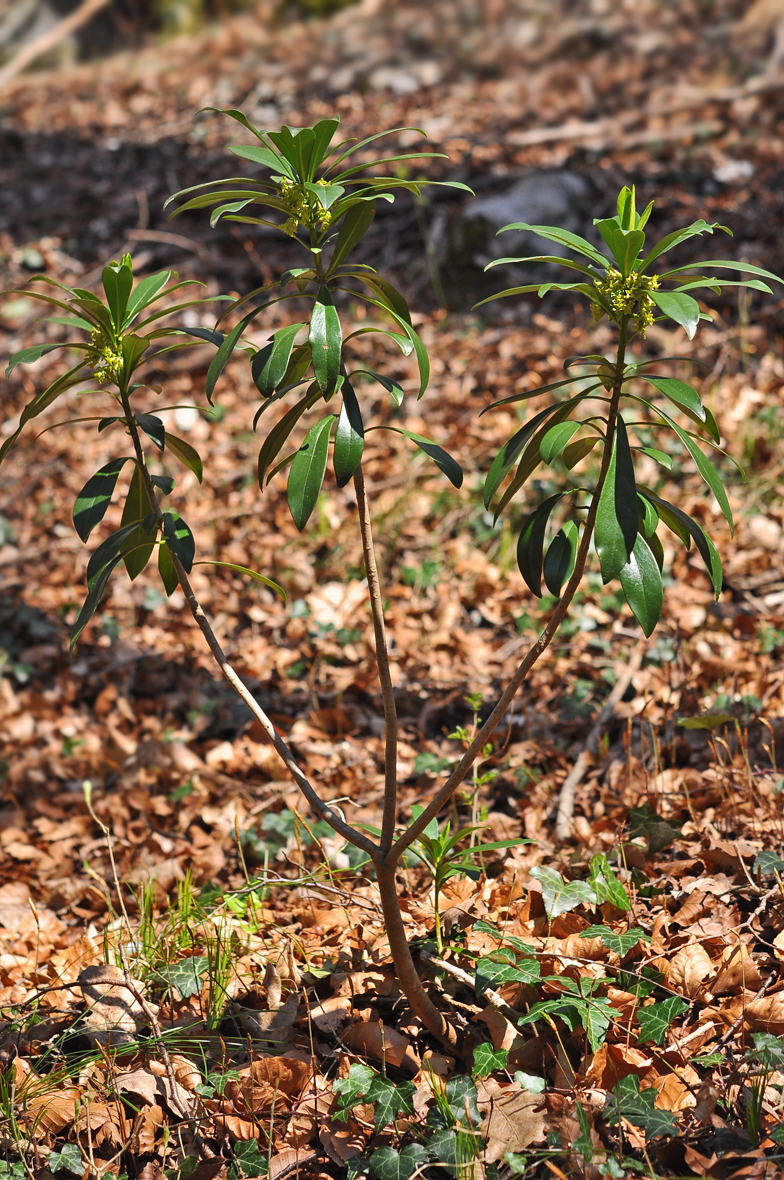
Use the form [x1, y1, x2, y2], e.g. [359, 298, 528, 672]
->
[593, 269, 660, 337]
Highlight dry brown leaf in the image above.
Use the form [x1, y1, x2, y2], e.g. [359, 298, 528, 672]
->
[653, 1072, 696, 1112]
[79, 964, 152, 1045]
[341, 1019, 419, 1073]
[116, 1065, 199, 1117]
[476, 1078, 548, 1163]
[135, 1104, 163, 1154]
[269, 1149, 317, 1180]
[308, 995, 354, 1034]
[666, 940, 714, 997]
[712, 947, 764, 996]
[585, 1043, 655, 1090]
[239, 1057, 313, 1114]
[23, 1087, 79, 1136]
[319, 1124, 363, 1166]
[746, 991, 784, 1034]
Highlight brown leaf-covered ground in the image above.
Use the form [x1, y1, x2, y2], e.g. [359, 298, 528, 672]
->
[2, 2, 784, 1177]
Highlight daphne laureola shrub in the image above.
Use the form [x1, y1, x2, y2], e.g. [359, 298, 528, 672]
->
[3, 111, 781, 1049]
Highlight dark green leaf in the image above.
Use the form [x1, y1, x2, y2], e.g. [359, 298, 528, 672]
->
[333, 1062, 375, 1121]
[161, 955, 209, 999]
[636, 997, 688, 1046]
[619, 532, 663, 637]
[5, 342, 68, 376]
[381, 427, 463, 487]
[123, 270, 171, 325]
[628, 802, 681, 853]
[472, 1044, 508, 1078]
[102, 258, 133, 329]
[165, 434, 203, 483]
[656, 410, 734, 533]
[637, 493, 658, 538]
[530, 866, 596, 919]
[635, 445, 672, 470]
[158, 540, 178, 596]
[595, 415, 638, 583]
[581, 925, 647, 957]
[309, 285, 342, 398]
[0, 361, 90, 468]
[474, 952, 540, 996]
[541, 421, 580, 464]
[252, 322, 305, 398]
[329, 201, 376, 270]
[484, 403, 569, 507]
[150, 474, 174, 496]
[120, 464, 156, 580]
[366, 1077, 415, 1133]
[445, 1075, 481, 1126]
[356, 369, 404, 407]
[609, 1076, 678, 1139]
[644, 376, 705, 422]
[162, 511, 195, 573]
[650, 290, 700, 339]
[543, 520, 580, 597]
[206, 316, 248, 403]
[73, 457, 133, 542]
[287, 414, 334, 530]
[258, 390, 320, 487]
[588, 853, 631, 911]
[192, 560, 285, 599]
[70, 551, 124, 648]
[368, 1145, 429, 1180]
[135, 412, 165, 452]
[563, 435, 600, 469]
[516, 493, 564, 597]
[753, 851, 784, 877]
[333, 379, 364, 488]
[640, 493, 723, 597]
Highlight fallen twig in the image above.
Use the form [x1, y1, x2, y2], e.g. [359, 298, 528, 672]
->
[0, 0, 111, 92]
[555, 646, 644, 842]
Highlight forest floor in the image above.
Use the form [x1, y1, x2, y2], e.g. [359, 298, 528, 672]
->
[2, 2, 784, 1178]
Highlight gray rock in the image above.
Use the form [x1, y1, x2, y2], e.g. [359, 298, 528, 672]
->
[462, 170, 595, 275]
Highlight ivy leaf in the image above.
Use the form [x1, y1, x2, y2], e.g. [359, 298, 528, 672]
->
[581, 925, 648, 957]
[368, 1145, 429, 1180]
[595, 415, 638, 583]
[609, 1075, 678, 1139]
[629, 802, 681, 853]
[637, 997, 688, 1046]
[366, 1077, 415, 1133]
[473, 1043, 509, 1078]
[530, 866, 596, 919]
[333, 1062, 375, 1122]
[474, 951, 540, 996]
[160, 955, 209, 999]
[588, 854, 631, 911]
[514, 1071, 546, 1094]
[445, 1075, 481, 1126]
[287, 414, 334, 530]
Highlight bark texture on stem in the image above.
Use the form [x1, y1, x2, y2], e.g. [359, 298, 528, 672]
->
[353, 466, 398, 855]
[376, 864, 460, 1053]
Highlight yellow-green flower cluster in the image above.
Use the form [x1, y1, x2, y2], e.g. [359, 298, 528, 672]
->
[278, 177, 334, 236]
[87, 327, 124, 383]
[591, 268, 660, 336]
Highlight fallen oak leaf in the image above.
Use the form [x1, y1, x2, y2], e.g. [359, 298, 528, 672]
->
[476, 1077, 548, 1164]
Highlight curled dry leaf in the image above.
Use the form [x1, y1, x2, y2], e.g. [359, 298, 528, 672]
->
[341, 1018, 419, 1073]
[23, 1088, 80, 1137]
[78, 964, 153, 1046]
[653, 1072, 697, 1112]
[745, 991, 784, 1035]
[308, 995, 355, 1034]
[476, 1077, 548, 1164]
[585, 1043, 655, 1090]
[240, 1056, 313, 1113]
[665, 940, 714, 997]
[712, 946, 764, 996]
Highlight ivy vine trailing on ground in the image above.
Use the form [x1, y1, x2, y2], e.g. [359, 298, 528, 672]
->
[3, 110, 784, 1174]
